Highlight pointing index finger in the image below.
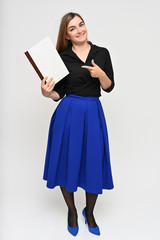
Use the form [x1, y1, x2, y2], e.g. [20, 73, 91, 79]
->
[81, 65, 93, 70]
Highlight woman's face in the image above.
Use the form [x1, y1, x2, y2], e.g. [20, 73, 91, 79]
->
[65, 16, 88, 45]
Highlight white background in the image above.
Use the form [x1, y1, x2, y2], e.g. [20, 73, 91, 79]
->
[1, 0, 160, 239]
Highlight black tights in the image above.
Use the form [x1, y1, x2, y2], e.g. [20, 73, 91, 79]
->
[60, 186, 98, 228]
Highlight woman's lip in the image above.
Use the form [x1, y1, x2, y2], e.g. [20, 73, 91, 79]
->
[77, 33, 84, 37]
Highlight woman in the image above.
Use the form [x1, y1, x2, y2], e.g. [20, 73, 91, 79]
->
[41, 12, 115, 236]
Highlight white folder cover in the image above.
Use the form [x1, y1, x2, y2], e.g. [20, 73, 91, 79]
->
[24, 36, 69, 83]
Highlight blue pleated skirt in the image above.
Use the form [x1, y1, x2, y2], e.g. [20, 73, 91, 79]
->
[43, 94, 114, 194]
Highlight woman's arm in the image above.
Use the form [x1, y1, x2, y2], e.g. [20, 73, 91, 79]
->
[41, 76, 64, 101]
[52, 77, 66, 102]
[102, 49, 115, 92]
[81, 48, 115, 93]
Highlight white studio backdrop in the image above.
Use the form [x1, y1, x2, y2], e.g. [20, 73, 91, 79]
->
[1, 0, 160, 239]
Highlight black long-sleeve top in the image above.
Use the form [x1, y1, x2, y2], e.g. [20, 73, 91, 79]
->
[53, 41, 115, 102]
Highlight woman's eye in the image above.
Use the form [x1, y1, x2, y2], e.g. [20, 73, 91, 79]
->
[70, 23, 84, 31]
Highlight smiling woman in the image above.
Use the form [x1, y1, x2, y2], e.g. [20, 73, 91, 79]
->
[64, 15, 91, 62]
[66, 17, 87, 41]
[41, 11, 115, 236]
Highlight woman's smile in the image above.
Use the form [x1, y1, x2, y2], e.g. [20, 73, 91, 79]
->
[77, 32, 85, 38]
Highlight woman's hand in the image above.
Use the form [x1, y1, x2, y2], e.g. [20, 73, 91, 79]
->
[41, 76, 55, 98]
[81, 59, 104, 78]
[81, 59, 112, 90]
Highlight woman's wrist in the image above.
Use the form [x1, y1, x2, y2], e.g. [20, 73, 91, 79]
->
[48, 90, 60, 101]
[98, 70, 112, 90]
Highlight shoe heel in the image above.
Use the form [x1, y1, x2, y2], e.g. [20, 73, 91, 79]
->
[82, 207, 101, 235]
[82, 207, 87, 224]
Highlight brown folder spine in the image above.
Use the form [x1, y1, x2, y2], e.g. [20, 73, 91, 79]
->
[24, 51, 44, 80]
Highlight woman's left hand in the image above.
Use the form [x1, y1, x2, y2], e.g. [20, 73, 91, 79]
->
[81, 59, 104, 78]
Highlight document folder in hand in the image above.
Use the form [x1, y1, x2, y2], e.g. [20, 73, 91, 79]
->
[24, 36, 69, 83]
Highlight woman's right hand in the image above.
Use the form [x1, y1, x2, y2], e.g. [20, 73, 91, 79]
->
[41, 76, 56, 97]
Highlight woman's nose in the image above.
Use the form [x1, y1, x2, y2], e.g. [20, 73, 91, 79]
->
[77, 27, 82, 33]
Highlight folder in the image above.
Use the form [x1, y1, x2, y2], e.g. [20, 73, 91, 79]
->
[24, 36, 69, 83]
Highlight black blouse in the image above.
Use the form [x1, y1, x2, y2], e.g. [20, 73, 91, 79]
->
[53, 41, 115, 102]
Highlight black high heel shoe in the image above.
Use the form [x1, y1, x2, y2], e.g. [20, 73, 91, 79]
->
[82, 207, 100, 235]
[67, 210, 79, 236]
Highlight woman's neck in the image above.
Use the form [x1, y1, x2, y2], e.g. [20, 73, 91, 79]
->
[72, 41, 90, 53]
